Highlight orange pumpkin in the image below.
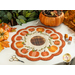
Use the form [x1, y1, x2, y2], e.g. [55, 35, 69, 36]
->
[16, 42, 24, 48]
[41, 50, 49, 56]
[48, 45, 58, 52]
[21, 48, 28, 54]
[29, 28, 35, 32]
[29, 50, 39, 57]
[0, 28, 9, 42]
[0, 23, 11, 32]
[39, 12, 64, 26]
[36, 28, 44, 32]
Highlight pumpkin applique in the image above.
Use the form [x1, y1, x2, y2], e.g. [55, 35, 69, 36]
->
[29, 50, 39, 57]
[36, 28, 44, 32]
[21, 48, 28, 54]
[29, 28, 35, 32]
[46, 30, 52, 34]
[16, 41, 24, 48]
[50, 34, 58, 39]
[41, 50, 49, 56]
[20, 31, 28, 36]
[0, 28, 9, 42]
[54, 40, 60, 45]
[48, 45, 58, 52]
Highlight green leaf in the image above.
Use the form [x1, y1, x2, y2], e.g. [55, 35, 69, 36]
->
[3, 15, 8, 19]
[18, 10, 22, 13]
[7, 12, 12, 20]
[26, 33, 29, 35]
[16, 12, 19, 17]
[13, 13, 15, 18]
[23, 10, 27, 17]
[30, 12, 36, 18]
[39, 10, 41, 13]
[27, 17, 35, 21]
[16, 19, 22, 25]
[50, 37, 53, 39]
[39, 31, 42, 33]
[32, 50, 35, 52]
[2, 15, 9, 23]
[22, 42, 25, 44]
[26, 13, 31, 17]
[20, 19, 26, 23]
[47, 47, 50, 49]
[0, 11, 5, 17]
[0, 19, 2, 23]
[18, 15, 26, 20]
[12, 10, 17, 13]
[28, 10, 33, 13]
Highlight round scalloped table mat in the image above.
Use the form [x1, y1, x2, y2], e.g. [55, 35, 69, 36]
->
[11, 25, 65, 61]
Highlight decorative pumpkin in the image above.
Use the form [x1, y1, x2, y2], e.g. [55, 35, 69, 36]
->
[16, 41, 24, 48]
[29, 50, 39, 57]
[0, 28, 9, 42]
[29, 28, 35, 32]
[16, 36, 22, 40]
[50, 34, 58, 39]
[36, 28, 44, 32]
[41, 50, 49, 56]
[39, 11, 64, 26]
[20, 31, 28, 36]
[48, 45, 58, 52]
[0, 23, 11, 32]
[54, 40, 60, 45]
[46, 30, 52, 34]
[21, 48, 28, 54]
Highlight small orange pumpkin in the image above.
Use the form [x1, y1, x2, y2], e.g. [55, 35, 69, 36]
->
[48, 45, 58, 52]
[29, 50, 39, 57]
[21, 48, 28, 54]
[16, 41, 24, 48]
[0, 28, 9, 42]
[41, 50, 49, 56]
[39, 12, 64, 26]
[36, 28, 44, 32]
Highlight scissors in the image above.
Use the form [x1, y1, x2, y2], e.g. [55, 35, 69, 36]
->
[9, 55, 24, 63]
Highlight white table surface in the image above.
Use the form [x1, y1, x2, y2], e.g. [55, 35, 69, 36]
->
[0, 19, 75, 65]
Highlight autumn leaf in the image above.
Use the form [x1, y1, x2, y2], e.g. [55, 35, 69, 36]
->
[11, 28, 17, 32]
[0, 42, 4, 52]
[1, 41, 10, 47]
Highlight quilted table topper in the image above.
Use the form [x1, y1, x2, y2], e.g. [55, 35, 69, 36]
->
[11, 25, 65, 61]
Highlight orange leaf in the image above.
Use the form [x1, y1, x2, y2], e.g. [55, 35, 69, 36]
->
[10, 28, 17, 32]
[1, 41, 10, 48]
[0, 42, 4, 52]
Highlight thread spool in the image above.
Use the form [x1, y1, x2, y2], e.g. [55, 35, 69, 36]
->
[65, 34, 68, 41]
[68, 36, 72, 44]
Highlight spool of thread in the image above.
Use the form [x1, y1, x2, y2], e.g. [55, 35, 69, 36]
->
[69, 36, 72, 41]
[68, 36, 72, 44]
[65, 34, 68, 41]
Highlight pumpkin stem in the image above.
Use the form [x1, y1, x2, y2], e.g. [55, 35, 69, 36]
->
[0, 32, 4, 36]
[2, 22, 4, 27]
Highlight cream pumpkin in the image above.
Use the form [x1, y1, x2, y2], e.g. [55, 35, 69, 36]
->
[39, 12, 64, 26]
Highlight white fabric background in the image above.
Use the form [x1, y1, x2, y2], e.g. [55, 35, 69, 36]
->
[0, 19, 75, 65]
